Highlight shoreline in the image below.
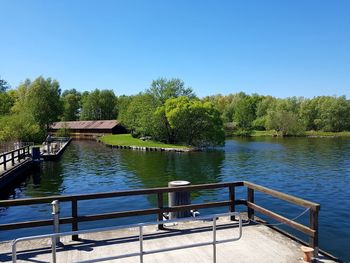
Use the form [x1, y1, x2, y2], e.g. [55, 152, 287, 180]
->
[97, 134, 200, 152]
[226, 130, 350, 138]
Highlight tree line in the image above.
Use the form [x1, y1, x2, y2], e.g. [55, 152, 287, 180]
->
[1, 75, 350, 145]
[204, 92, 350, 136]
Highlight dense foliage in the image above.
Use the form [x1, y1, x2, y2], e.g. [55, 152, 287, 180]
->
[1, 75, 350, 143]
[204, 93, 350, 136]
[118, 78, 225, 147]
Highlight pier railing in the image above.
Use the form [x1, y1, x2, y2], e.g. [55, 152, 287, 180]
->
[0, 181, 320, 252]
[0, 145, 31, 172]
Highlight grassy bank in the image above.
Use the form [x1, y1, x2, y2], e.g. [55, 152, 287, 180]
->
[305, 131, 350, 137]
[232, 130, 350, 137]
[99, 134, 190, 149]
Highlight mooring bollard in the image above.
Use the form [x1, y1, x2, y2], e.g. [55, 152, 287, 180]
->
[31, 147, 40, 163]
[168, 181, 191, 219]
[51, 200, 60, 244]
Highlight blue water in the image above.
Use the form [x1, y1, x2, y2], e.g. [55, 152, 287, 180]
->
[1, 138, 349, 261]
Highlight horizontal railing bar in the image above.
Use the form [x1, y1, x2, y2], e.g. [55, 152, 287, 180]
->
[12, 212, 241, 243]
[0, 182, 244, 207]
[12, 212, 242, 263]
[0, 201, 241, 230]
[164, 201, 232, 212]
[244, 181, 320, 211]
[247, 201, 315, 237]
[0, 219, 55, 231]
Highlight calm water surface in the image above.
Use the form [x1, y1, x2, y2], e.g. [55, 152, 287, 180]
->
[1, 138, 350, 261]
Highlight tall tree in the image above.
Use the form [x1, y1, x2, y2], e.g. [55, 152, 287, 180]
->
[146, 78, 195, 104]
[0, 77, 10, 92]
[61, 89, 81, 121]
[80, 89, 117, 120]
[25, 77, 63, 130]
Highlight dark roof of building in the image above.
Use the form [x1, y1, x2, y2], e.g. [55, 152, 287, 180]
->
[50, 120, 120, 130]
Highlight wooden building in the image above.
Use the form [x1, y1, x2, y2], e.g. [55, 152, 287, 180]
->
[49, 120, 127, 139]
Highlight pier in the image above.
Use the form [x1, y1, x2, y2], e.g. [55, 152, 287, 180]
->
[41, 137, 72, 161]
[0, 137, 71, 191]
[0, 145, 32, 190]
[0, 181, 342, 262]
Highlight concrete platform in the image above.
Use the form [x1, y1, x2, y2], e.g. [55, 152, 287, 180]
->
[0, 218, 337, 263]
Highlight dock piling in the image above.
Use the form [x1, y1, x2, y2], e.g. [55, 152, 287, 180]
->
[168, 180, 191, 219]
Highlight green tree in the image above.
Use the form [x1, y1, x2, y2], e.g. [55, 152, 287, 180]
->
[61, 89, 81, 121]
[147, 78, 196, 104]
[265, 110, 305, 136]
[80, 89, 117, 120]
[233, 96, 257, 135]
[119, 94, 159, 137]
[164, 97, 225, 146]
[0, 77, 10, 92]
[25, 77, 63, 130]
[0, 112, 42, 142]
[0, 91, 15, 115]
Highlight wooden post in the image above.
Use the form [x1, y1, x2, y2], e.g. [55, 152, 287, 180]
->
[309, 208, 319, 256]
[72, 198, 79, 241]
[248, 188, 255, 220]
[229, 186, 235, 220]
[17, 149, 20, 162]
[11, 152, 15, 166]
[157, 193, 165, 230]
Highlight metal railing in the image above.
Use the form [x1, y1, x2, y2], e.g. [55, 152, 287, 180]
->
[0, 181, 320, 253]
[12, 212, 242, 263]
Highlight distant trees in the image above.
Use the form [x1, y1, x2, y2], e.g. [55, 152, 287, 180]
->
[0, 77, 10, 92]
[61, 89, 81, 121]
[1, 74, 350, 142]
[80, 89, 117, 120]
[206, 93, 350, 136]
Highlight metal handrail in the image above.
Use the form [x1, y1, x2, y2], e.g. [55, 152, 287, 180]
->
[12, 212, 242, 263]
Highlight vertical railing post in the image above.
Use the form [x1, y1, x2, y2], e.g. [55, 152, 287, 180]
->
[229, 185, 236, 221]
[51, 200, 60, 244]
[17, 149, 20, 162]
[247, 188, 255, 220]
[157, 192, 164, 230]
[72, 198, 79, 241]
[12, 241, 17, 263]
[51, 236, 57, 263]
[11, 151, 15, 166]
[309, 207, 319, 257]
[139, 225, 144, 263]
[3, 154, 6, 170]
[213, 216, 217, 263]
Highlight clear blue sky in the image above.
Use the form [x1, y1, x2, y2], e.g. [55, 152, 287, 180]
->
[1, 0, 349, 98]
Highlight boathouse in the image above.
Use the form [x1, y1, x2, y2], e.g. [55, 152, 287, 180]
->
[49, 120, 127, 139]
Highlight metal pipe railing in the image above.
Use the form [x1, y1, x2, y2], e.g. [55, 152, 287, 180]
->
[12, 212, 242, 263]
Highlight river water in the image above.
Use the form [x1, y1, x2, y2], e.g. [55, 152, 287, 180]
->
[1, 138, 350, 261]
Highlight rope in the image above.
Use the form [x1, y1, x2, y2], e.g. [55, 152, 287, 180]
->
[249, 207, 310, 227]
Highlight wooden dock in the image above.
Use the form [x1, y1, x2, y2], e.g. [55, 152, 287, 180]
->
[41, 138, 72, 161]
[0, 218, 338, 263]
[0, 146, 33, 190]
